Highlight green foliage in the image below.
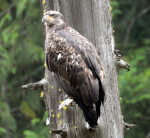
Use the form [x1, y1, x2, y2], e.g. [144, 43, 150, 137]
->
[16, 0, 28, 17]
[119, 48, 150, 138]
[0, 127, 7, 134]
[20, 101, 36, 118]
[111, 0, 150, 137]
[0, 101, 16, 132]
[23, 112, 49, 138]
[0, 0, 47, 137]
[111, 1, 122, 18]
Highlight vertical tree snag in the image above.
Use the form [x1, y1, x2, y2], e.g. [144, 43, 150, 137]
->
[22, 0, 130, 137]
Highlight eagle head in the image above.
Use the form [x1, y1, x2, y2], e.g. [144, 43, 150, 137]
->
[42, 10, 67, 28]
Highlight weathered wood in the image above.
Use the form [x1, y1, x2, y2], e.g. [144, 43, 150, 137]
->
[41, 0, 125, 137]
[22, 79, 48, 90]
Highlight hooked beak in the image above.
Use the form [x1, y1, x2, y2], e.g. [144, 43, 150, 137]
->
[42, 15, 55, 23]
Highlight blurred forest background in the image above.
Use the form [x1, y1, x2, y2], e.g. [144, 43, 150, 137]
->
[0, 0, 150, 138]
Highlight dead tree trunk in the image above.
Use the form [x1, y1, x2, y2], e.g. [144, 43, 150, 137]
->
[23, 0, 131, 137]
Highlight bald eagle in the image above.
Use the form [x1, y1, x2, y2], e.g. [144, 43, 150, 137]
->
[42, 11, 105, 128]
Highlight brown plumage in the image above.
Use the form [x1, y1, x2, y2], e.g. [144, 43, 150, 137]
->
[43, 11, 105, 128]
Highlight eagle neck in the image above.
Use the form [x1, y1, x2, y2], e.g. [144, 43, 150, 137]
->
[48, 23, 68, 32]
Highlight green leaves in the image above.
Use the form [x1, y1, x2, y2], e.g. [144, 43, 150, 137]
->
[0, 0, 45, 137]
[110, 1, 122, 18]
[16, 0, 28, 18]
[0, 127, 7, 138]
[119, 48, 150, 137]
[113, 2, 150, 137]
[0, 102, 16, 132]
[0, 127, 6, 134]
[0, 13, 12, 28]
[23, 130, 40, 138]
[20, 101, 36, 118]
[23, 112, 49, 138]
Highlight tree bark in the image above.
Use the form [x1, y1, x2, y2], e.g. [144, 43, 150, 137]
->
[42, 0, 125, 137]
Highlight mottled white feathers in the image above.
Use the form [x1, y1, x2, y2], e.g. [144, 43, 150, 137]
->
[57, 53, 62, 60]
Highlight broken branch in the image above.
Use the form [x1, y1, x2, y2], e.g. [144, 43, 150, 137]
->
[22, 79, 48, 90]
[114, 49, 130, 71]
[124, 123, 136, 131]
[51, 129, 67, 136]
[117, 59, 130, 71]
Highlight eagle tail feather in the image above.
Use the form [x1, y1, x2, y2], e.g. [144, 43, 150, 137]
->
[75, 101, 98, 128]
[95, 100, 101, 119]
[96, 80, 105, 118]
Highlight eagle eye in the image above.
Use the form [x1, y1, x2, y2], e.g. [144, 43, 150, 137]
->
[49, 14, 55, 17]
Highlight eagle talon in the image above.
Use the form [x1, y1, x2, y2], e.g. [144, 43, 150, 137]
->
[85, 122, 98, 130]
[59, 98, 74, 110]
[89, 127, 98, 131]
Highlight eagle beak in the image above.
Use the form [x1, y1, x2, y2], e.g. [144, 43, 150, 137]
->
[42, 16, 55, 22]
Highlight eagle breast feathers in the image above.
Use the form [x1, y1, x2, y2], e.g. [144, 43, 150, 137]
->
[46, 27, 105, 105]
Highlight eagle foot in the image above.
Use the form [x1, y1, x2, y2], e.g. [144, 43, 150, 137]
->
[59, 98, 74, 110]
[85, 122, 98, 130]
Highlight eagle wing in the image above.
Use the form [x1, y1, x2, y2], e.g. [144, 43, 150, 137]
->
[46, 28, 104, 105]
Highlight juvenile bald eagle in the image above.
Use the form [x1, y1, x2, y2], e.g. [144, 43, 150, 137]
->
[42, 11, 105, 128]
